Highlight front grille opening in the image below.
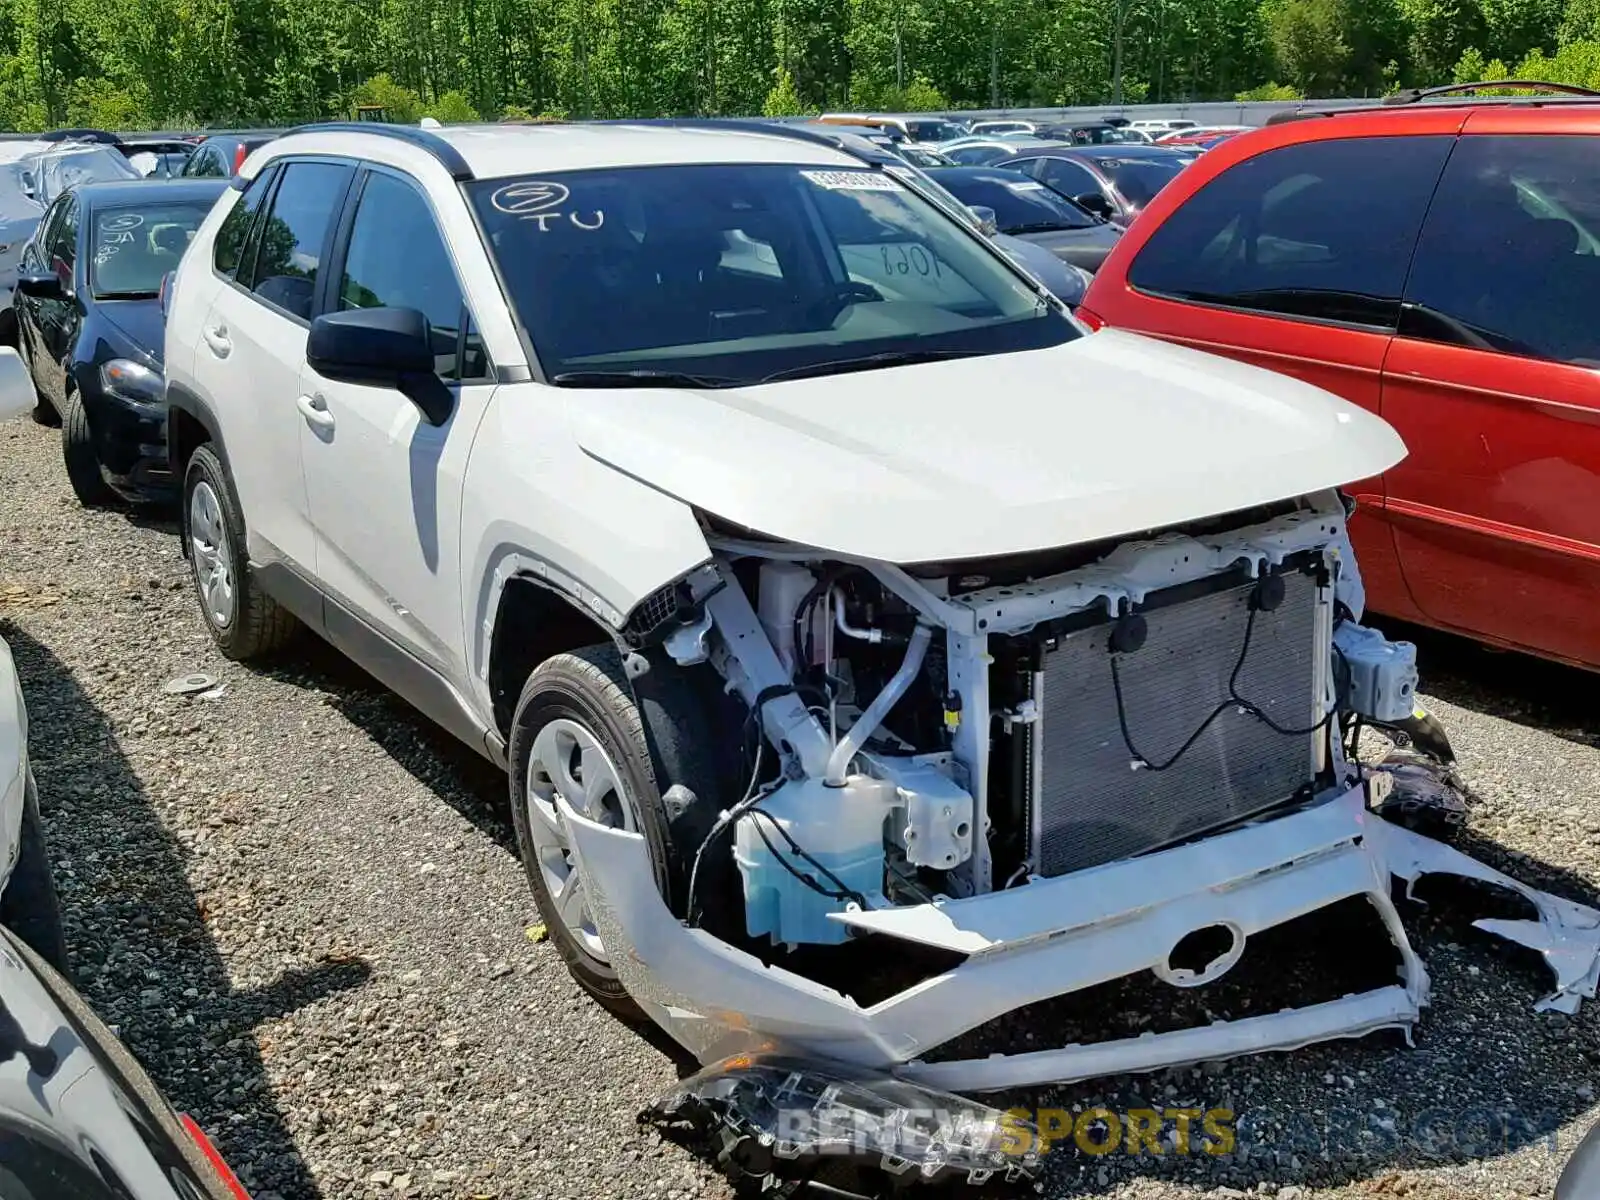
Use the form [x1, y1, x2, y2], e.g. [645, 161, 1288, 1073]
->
[919, 896, 1400, 1065]
[1169, 924, 1238, 976]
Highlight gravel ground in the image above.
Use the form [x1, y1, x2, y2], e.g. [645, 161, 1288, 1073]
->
[1, 410, 1597, 1200]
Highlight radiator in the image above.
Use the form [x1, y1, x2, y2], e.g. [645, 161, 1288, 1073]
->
[1030, 567, 1323, 879]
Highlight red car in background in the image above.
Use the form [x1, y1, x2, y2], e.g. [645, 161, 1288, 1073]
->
[1079, 82, 1600, 671]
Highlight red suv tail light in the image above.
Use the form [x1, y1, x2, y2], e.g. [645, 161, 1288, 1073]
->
[179, 1114, 252, 1199]
[232, 144, 248, 174]
[1075, 305, 1105, 331]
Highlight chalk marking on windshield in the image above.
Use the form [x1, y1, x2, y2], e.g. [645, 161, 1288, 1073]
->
[100, 213, 143, 233]
[491, 181, 569, 215]
[800, 170, 903, 192]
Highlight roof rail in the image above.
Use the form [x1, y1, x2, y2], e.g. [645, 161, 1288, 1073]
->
[279, 121, 474, 181]
[581, 116, 884, 166]
[1381, 79, 1600, 105]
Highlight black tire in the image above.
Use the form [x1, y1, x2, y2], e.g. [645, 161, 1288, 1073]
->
[182, 444, 298, 660]
[60, 388, 112, 507]
[0, 773, 68, 974]
[508, 646, 729, 1017]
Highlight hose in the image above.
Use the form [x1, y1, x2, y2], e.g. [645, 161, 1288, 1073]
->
[824, 622, 933, 786]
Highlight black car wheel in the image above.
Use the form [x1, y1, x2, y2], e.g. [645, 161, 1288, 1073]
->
[60, 389, 112, 506]
[0, 773, 68, 974]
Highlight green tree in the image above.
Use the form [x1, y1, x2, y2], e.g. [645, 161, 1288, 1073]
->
[1236, 79, 1304, 99]
[760, 65, 807, 114]
[353, 71, 422, 122]
[426, 88, 480, 120]
[1264, 0, 1350, 94]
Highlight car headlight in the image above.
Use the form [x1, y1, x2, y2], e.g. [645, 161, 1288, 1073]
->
[99, 358, 164, 408]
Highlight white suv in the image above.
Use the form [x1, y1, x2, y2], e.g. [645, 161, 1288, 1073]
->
[163, 120, 1600, 1091]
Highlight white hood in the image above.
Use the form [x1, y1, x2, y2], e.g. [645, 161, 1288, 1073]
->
[569, 328, 1406, 564]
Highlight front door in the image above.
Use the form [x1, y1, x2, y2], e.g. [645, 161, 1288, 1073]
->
[36, 193, 79, 410]
[297, 167, 495, 681]
[1380, 129, 1600, 668]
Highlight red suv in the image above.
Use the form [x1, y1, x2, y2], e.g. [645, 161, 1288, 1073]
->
[1080, 83, 1600, 672]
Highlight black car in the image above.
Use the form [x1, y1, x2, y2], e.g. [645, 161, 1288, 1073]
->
[922, 165, 1123, 273]
[1032, 120, 1129, 146]
[0, 927, 253, 1200]
[13, 178, 228, 506]
[177, 134, 275, 179]
[996, 143, 1192, 226]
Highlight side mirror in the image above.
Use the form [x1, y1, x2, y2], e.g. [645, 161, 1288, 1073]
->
[16, 270, 63, 300]
[0, 347, 29, 422]
[307, 306, 454, 426]
[1074, 191, 1115, 220]
[18, 171, 33, 200]
[967, 205, 999, 238]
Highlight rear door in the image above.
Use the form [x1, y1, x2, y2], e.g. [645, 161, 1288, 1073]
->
[1091, 129, 1457, 623]
[1380, 118, 1600, 667]
[190, 158, 354, 575]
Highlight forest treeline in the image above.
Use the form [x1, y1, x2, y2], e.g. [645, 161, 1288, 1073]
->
[8, 0, 1600, 131]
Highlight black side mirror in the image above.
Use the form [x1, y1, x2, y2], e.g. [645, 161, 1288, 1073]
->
[1074, 191, 1115, 220]
[307, 306, 454, 426]
[16, 270, 63, 300]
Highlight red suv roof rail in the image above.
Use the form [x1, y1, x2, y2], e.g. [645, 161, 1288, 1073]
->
[1266, 79, 1600, 125]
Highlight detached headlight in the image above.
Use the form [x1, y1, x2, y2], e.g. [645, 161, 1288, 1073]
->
[100, 358, 164, 409]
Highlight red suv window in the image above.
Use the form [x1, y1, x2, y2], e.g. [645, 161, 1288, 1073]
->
[1400, 134, 1600, 368]
[1125, 135, 1452, 330]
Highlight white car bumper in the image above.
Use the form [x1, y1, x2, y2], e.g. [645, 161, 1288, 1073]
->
[562, 781, 1600, 1092]
[0, 636, 27, 892]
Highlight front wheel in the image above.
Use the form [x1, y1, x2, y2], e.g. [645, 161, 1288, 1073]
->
[508, 646, 728, 1016]
[60, 390, 111, 507]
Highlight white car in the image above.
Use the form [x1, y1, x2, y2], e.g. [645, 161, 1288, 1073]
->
[164, 120, 1600, 1093]
[0, 346, 67, 970]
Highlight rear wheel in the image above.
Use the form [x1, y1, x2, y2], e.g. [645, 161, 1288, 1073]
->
[183, 444, 298, 660]
[60, 389, 112, 507]
[508, 646, 729, 1016]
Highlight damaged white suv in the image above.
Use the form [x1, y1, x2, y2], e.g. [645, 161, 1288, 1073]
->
[164, 120, 1600, 1093]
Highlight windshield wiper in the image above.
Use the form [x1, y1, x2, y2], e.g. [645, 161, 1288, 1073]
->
[761, 348, 987, 383]
[550, 369, 742, 389]
[1005, 221, 1086, 234]
[94, 289, 160, 300]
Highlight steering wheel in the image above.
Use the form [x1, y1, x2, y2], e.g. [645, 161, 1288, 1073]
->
[809, 281, 885, 326]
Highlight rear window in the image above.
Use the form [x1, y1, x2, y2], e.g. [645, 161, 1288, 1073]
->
[1095, 156, 1185, 207]
[1127, 135, 1453, 329]
[929, 170, 1099, 233]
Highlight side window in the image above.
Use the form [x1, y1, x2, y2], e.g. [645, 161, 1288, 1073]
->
[1126, 135, 1453, 329]
[244, 160, 353, 321]
[47, 196, 78, 277]
[1402, 135, 1600, 367]
[213, 165, 277, 278]
[31, 196, 66, 263]
[194, 147, 225, 178]
[1036, 157, 1102, 200]
[338, 171, 486, 381]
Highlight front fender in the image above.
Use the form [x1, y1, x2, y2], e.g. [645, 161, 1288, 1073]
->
[460, 384, 712, 716]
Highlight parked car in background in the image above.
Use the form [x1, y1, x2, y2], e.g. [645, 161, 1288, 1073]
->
[1033, 120, 1129, 146]
[923, 165, 1122, 272]
[0, 142, 140, 364]
[998, 143, 1190, 225]
[0, 345, 68, 974]
[120, 137, 202, 179]
[941, 136, 1065, 166]
[967, 119, 1036, 136]
[1128, 118, 1196, 137]
[0, 926, 255, 1200]
[14, 178, 229, 505]
[1080, 88, 1600, 671]
[1157, 124, 1251, 143]
[179, 134, 276, 179]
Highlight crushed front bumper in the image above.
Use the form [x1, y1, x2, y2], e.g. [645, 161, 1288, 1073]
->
[561, 781, 1600, 1093]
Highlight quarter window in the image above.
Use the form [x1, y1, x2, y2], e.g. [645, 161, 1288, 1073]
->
[244, 161, 353, 321]
[47, 196, 77, 276]
[339, 171, 485, 381]
[213, 165, 276, 279]
[1401, 135, 1600, 367]
[1127, 136, 1453, 329]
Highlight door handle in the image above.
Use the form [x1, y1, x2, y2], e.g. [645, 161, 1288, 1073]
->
[201, 323, 231, 357]
[296, 392, 335, 433]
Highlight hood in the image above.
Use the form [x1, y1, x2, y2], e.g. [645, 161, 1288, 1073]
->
[991, 234, 1087, 306]
[1006, 222, 1122, 271]
[97, 299, 166, 367]
[565, 328, 1407, 564]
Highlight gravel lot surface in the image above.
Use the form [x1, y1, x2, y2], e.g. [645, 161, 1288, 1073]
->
[1, 411, 1597, 1200]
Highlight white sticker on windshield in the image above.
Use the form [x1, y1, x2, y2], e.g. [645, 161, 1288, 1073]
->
[1005, 180, 1048, 193]
[800, 170, 903, 192]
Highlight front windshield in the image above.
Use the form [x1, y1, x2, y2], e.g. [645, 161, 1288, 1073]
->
[27, 147, 139, 206]
[470, 163, 1076, 385]
[1097, 157, 1186, 207]
[89, 200, 213, 297]
[929, 170, 1098, 233]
